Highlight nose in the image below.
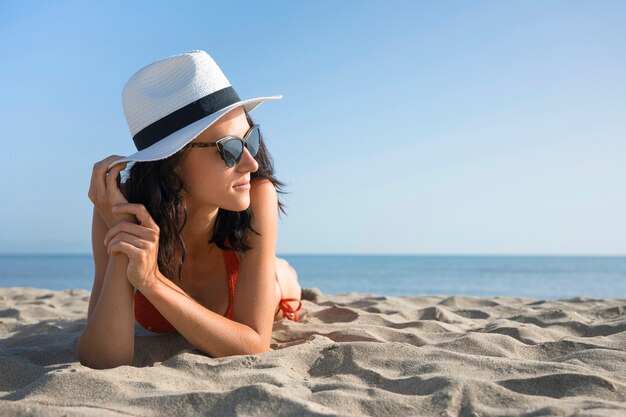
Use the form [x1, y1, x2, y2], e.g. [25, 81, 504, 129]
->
[236, 146, 259, 173]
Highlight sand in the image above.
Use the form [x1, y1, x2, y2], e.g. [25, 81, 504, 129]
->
[0, 287, 625, 416]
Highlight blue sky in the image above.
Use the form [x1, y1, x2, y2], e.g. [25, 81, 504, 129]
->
[1, 1, 624, 255]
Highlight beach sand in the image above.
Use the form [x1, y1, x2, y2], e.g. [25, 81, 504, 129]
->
[0, 287, 625, 416]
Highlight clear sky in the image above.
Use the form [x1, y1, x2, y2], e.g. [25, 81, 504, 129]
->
[1, 1, 624, 255]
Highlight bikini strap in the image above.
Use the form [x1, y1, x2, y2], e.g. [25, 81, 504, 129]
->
[278, 298, 302, 322]
[222, 241, 238, 320]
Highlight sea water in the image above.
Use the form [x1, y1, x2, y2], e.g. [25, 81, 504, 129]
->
[1, 254, 625, 300]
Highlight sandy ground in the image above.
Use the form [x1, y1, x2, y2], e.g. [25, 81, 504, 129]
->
[0, 286, 625, 416]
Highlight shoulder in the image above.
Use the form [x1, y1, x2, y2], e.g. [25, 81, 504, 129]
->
[249, 178, 278, 212]
[245, 178, 278, 245]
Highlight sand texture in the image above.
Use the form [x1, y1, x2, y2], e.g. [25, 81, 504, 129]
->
[0, 287, 625, 416]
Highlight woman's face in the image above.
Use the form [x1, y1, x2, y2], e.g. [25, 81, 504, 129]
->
[175, 106, 259, 213]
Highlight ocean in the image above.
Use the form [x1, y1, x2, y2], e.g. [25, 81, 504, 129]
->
[1, 254, 625, 300]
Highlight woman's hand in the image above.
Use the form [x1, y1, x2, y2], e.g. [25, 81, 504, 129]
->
[88, 155, 134, 229]
[103, 203, 162, 290]
[104, 203, 160, 289]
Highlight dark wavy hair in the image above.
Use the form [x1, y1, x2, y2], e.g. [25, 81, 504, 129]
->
[120, 108, 288, 290]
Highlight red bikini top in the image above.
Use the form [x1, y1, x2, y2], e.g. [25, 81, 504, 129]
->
[134, 244, 239, 333]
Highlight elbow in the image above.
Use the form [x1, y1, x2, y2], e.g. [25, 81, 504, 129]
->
[78, 358, 125, 370]
[78, 354, 133, 370]
[209, 332, 271, 358]
[249, 343, 271, 355]
[237, 329, 271, 355]
[233, 345, 269, 357]
[243, 332, 272, 355]
[77, 352, 133, 370]
[75, 335, 133, 370]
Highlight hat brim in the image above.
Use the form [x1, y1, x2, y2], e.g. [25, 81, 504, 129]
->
[107, 95, 282, 170]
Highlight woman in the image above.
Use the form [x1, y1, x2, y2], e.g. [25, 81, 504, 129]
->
[76, 50, 302, 369]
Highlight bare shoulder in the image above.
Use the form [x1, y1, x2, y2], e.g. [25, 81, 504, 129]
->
[249, 178, 277, 208]
[245, 178, 278, 247]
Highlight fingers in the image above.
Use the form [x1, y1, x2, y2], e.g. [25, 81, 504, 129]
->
[107, 232, 149, 254]
[105, 161, 128, 197]
[107, 158, 127, 171]
[112, 203, 160, 230]
[103, 221, 158, 247]
[109, 240, 143, 260]
[88, 155, 127, 204]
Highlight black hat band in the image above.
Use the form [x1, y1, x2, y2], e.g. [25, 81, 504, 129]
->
[132, 86, 241, 151]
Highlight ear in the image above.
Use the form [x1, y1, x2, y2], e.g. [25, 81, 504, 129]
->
[173, 158, 184, 177]
[171, 163, 187, 198]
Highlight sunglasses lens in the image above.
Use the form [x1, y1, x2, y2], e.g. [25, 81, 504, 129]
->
[247, 126, 260, 157]
[221, 139, 243, 168]
[218, 126, 261, 167]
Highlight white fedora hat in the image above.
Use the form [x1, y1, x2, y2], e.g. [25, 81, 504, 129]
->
[107, 49, 282, 170]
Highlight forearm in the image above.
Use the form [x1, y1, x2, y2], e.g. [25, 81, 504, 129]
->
[139, 275, 267, 357]
[76, 254, 136, 368]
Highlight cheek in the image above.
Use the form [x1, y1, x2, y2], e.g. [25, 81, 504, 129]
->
[182, 153, 220, 182]
[183, 163, 229, 199]
[188, 169, 219, 193]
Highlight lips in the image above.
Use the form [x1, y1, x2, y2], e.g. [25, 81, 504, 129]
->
[233, 180, 250, 187]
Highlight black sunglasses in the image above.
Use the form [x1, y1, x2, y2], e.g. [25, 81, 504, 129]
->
[183, 124, 261, 168]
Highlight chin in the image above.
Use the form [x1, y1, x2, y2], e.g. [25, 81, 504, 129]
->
[224, 197, 251, 212]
